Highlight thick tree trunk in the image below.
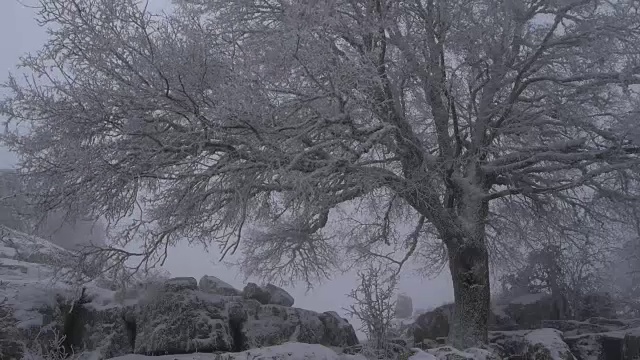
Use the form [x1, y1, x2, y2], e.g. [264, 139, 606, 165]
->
[446, 240, 491, 349]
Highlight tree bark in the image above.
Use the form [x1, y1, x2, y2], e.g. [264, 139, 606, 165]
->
[446, 240, 491, 349]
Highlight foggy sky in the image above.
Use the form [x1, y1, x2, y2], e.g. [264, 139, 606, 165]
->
[0, 0, 454, 327]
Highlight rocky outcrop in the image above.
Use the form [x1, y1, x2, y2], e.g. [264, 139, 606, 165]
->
[411, 301, 516, 345]
[77, 280, 357, 357]
[242, 283, 294, 307]
[486, 318, 640, 360]
[412, 293, 581, 345]
[396, 293, 413, 319]
[0, 229, 358, 360]
[3, 276, 358, 359]
[134, 288, 233, 354]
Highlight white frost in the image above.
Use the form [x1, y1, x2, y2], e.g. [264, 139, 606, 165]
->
[408, 349, 438, 360]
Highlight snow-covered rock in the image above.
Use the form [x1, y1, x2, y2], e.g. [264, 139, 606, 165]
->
[493, 293, 562, 330]
[565, 331, 622, 360]
[243, 282, 272, 304]
[0, 227, 81, 359]
[134, 287, 233, 354]
[119, 284, 357, 355]
[163, 276, 198, 292]
[562, 325, 640, 360]
[408, 349, 438, 360]
[108, 342, 359, 360]
[199, 275, 239, 296]
[407, 347, 499, 360]
[318, 311, 360, 347]
[412, 303, 453, 344]
[242, 282, 294, 307]
[265, 283, 295, 307]
[524, 328, 576, 360]
[0, 227, 358, 359]
[491, 328, 575, 360]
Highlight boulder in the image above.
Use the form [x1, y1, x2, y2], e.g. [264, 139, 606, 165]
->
[564, 327, 640, 360]
[239, 303, 359, 349]
[243, 283, 272, 305]
[242, 283, 294, 307]
[491, 329, 577, 360]
[490, 331, 530, 358]
[412, 304, 453, 344]
[523, 328, 576, 360]
[265, 284, 295, 307]
[495, 293, 563, 330]
[396, 293, 414, 319]
[163, 277, 198, 292]
[241, 302, 323, 349]
[199, 275, 240, 296]
[412, 303, 516, 344]
[319, 311, 359, 348]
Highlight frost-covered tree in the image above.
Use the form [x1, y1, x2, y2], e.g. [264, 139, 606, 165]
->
[345, 264, 398, 354]
[499, 243, 601, 319]
[3, 0, 640, 347]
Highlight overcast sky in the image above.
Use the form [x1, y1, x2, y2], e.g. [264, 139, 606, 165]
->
[0, 0, 454, 327]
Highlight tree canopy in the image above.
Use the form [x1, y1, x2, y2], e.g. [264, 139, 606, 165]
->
[3, 0, 640, 347]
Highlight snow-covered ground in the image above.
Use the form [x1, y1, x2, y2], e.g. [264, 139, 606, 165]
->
[107, 343, 366, 360]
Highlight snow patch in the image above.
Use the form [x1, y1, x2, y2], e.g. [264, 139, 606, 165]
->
[408, 349, 437, 360]
[525, 328, 576, 360]
[427, 346, 495, 360]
